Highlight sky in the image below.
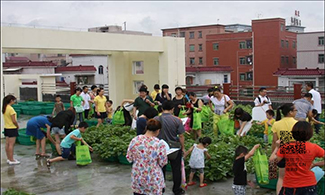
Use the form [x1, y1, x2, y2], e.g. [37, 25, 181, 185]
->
[1, 1, 324, 36]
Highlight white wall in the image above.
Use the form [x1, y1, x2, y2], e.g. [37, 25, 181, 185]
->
[71, 55, 108, 85]
[297, 32, 325, 69]
[190, 72, 231, 85]
[21, 67, 55, 74]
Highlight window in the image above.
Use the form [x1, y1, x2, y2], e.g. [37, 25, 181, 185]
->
[281, 23, 284, 31]
[77, 76, 89, 85]
[189, 32, 195, 39]
[246, 40, 252, 49]
[286, 40, 289, 48]
[246, 72, 253, 81]
[213, 43, 219, 50]
[189, 45, 195, 52]
[58, 54, 63, 57]
[293, 41, 296, 48]
[286, 56, 289, 64]
[293, 57, 296, 64]
[198, 31, 202, 38]
[239, 57, 246, 65]
[133, 80, 144, 94]
[180, 32, 185, 37]
[199, 57, 203, 65]
[133, 61, 144, 74]
[246, 55, 253, 65]
[223, 75, 228, 83]
[319, 37, 324, 46]
[198, 44, 203, 51]
[281, 40, 284, 48]
[239, 41, 246, 49]
[319, 54, 324, 63]
[190, 58, 195, 65]
[171, 33, 177, 37]
[213, 58, 219, 65]
[98, 65, 104, 74]
[281, 56, 285, 64]
[240, 74, 246, 81]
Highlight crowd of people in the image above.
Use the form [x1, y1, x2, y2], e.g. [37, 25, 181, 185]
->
[1, 82, 324, 195]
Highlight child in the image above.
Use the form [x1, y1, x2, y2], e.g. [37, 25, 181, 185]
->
[52, 95, 65, 116]
[308, 109, 325, 126]
[256, 110, 275, 143]
[46, 122, 93, 168]
[184, 137, 212, 188]
[232, 144, 260, 195]
[106, 100, 113, 124]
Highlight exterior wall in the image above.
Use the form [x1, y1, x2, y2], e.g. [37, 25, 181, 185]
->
[206, 32, 253, 86]
[2, 26, 185, 107]
[297, 32, 325, 69]
[71, 56, 108, 85]
[252, 18, 297, 86]
[278, 76, 324, 88]
[162, 25, 225, 67]
[188, 72, 231, 85]
[21, 67, 55, 74]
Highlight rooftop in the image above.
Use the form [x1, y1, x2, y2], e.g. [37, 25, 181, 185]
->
[273, 68, 325, 76]
[5, 56, 30, 62]
[161, 24, 225, 30]
[186, 66, 233, 73]
[55, 65, 96, 72]
[3, 61, 57, 67]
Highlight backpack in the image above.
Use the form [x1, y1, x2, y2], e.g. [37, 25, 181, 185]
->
[257, 96, 270, 104]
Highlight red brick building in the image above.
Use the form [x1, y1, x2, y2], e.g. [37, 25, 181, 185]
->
[162, 24, 226, 67]
[206, 18, 297, 86]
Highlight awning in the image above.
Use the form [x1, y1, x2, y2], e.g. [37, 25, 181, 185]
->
[186, 74, 196, 78]
[3, 67, 23, 72]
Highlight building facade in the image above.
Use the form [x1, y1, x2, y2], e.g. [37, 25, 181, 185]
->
[206, 18, 297, 86]
[162, 24, 226, 67]
[297, 31, 325, 69]
[186, 66, 232, 85]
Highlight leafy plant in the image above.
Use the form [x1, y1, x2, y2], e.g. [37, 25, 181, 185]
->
[3, 189, 35, 195]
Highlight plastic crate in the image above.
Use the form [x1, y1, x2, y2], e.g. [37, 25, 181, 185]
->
[44, 102, 55, 107]
[118, 154, 132, 165]
[104, 156, 119, 162]
[85, 119, 98, 127]
[16, 110, 21, 118]
[166, 163, 172, 172]
[64, 103, 71, 109]
[256, 175, 277, 190]
[16, 128, 36, 145]
[12, 104, 21, 112]
[42, 106, 53, 114]
[29, 106, 42, 115]
[21, 106, 30, 114]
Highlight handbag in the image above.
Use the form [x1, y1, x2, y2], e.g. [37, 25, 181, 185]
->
[192, 110, 202, 130]
[76, 141, 92, 166]
[74, 105, 84, 113]
[159, 115, 181, 161]
[112, 107, 125, 125]
[178, 106, 187, 119]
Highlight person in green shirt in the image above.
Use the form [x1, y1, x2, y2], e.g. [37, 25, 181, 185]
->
[70, 87, 85, 125]
[133, 86, 155, 120]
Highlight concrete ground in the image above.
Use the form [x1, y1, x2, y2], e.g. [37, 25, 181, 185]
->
[1, 115, 275, 195]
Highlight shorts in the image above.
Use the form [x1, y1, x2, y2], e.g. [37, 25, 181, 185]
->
[277, 158, 286, 168]
[95, 112, 107, 119]
[191, 168, 204, 174]
[51, 127, 66, 135]
[4, 128, 18, 137]
[61, 144, 76, 159]
[232, 184, 246, 195]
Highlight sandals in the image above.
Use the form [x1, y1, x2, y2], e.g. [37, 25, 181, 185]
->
[187, 182, 196, 186]
[199, 183, 207, 188]
[40, 154, 50, 158]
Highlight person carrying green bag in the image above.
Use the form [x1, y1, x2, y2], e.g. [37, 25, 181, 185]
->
[233, 144, 260, 195]
[253, 148, 269, 185]
[173, 87, 188, 118]
[112, 107, 125, 125]
[187, 92, 204, 139]
[46, 122, 93, 169]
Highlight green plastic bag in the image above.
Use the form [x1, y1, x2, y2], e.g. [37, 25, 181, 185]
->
[268, 126, 273, 144]
[76, 141, 92, 166]
[112, 107, 125, 125]
[178, 106, 187, 118]
[217, 114, 234, 135]
[253, 149, 269, 185]
[192, 111, 202, 130]
[201, 105, 211, 122]
[213, 114, 221, 136]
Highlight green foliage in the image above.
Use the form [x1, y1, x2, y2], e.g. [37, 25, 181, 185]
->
[3, 189, 35, 195]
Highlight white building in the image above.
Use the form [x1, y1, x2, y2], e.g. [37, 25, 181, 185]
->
[297, 31, 325, 69]
[186, 66, 232, 85]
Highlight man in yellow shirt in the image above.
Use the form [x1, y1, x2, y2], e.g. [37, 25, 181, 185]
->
[150, 84, 160, 101]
